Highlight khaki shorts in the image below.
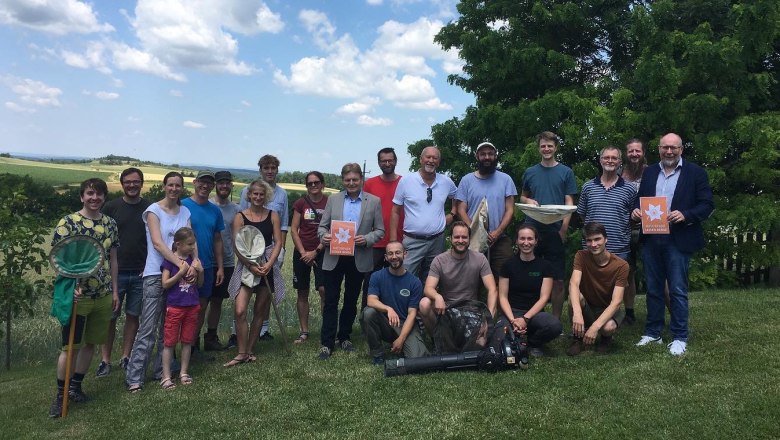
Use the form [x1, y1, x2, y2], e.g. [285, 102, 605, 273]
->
[582, 302, 624, 328]
[60, 293, 113, 349]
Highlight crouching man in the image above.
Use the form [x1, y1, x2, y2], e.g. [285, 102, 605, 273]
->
[567, 222, 628, 355]
[362, 241, 429, 365]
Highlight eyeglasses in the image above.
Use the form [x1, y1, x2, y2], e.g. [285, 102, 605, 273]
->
[122, 180, 142, 186]
[426, 187, 432, 203]
[306, 181, 322, 187]
[659, 145, 681, 151]
[379, 159, 395, 165]
[600, 156, 620, 162]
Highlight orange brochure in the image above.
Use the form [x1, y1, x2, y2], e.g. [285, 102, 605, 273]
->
[329, 220, 356, 256]
[640, 196, 670, 234]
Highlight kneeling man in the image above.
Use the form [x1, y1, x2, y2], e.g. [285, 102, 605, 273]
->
[419, 221, 497, 332]
[362, 241, 429, 365]
[568, 222, 628, 355]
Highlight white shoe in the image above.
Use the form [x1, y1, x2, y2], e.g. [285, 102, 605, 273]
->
[668, 340, 687, 356]
[635, 335, 663, 346]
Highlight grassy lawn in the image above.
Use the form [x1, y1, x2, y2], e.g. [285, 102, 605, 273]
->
[0, 160, 114, 185]
[1, 241, 778, 439]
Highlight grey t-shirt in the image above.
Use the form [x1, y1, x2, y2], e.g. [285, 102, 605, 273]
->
[211, 199, 241, 268]
[428, 250, 492, 305]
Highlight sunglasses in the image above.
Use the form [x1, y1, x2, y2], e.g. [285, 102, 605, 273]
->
[426, 187, 432, 203]
[306, 181, 322, 187]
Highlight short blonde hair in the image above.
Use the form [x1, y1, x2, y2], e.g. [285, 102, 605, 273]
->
[245, 179, 273, 202]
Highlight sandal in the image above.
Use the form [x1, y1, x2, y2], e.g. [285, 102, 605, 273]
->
[179, 373, 193, 385]
[127, 384, 143, 394]
[160, 377, 176, 390]
[223, 353, 251, 368]
[294, 332, 309, 344]
[247, 353, 257, 362]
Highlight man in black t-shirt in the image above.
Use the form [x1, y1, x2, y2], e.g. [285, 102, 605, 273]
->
[98, 168, 151, 376]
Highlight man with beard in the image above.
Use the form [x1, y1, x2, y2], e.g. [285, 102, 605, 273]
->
[520, 131, 578, 321]
[390, 146, 457, 281]
[182, 171, 225, 355]
[205, 171, 240, 350]
[455, 141, 517, 279]
[620, 138, 648, 324]
[362, 148, 404, 306]
[361, 241, 429, 365]
[419, 221, 497, 332]
[633, 133, 713, 356]
[239, 155, 288, 340]
[576, 145, 637, 286]
[96, 168, 151, 376]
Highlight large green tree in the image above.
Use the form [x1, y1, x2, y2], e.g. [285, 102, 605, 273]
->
[412, 0, 780, 287]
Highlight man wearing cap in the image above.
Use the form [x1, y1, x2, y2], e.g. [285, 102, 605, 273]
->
[455, 141, 517, 279]
[238, 154, 288, 340]
[204, 170, 240, 350]
[390, 146, 457, 281]
[182, 171, 225, 354]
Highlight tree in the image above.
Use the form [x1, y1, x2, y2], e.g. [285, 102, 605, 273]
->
[412, 0, 780, 288]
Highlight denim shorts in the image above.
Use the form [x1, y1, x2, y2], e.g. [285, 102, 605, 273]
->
[113, 271, 144, 320]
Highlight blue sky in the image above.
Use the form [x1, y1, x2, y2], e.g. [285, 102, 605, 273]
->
[0, 0, 474, 175]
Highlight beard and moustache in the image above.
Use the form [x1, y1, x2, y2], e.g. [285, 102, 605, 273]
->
[478, 158, 498, 175]
[624, 158, 646, 177]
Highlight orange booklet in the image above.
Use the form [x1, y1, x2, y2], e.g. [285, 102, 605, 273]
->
[640, 196, 670, 234]
[329, 220, 356, 256]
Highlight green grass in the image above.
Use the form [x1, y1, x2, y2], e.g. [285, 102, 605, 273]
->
[2, 243, 779, 439]
[0, 161, 114, 185]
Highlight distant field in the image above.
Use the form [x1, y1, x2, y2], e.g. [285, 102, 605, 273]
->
[0, 161, 114, 185]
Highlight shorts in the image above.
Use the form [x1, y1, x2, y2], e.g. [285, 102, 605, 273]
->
[535, 228, 565, 280]
[60, 293, 113, 349]
[198, 267, 215, 299]
[163, 304, 201, 347]
[211, 266, 234, 299]
[582, 302, 625, 329]
[112, 271, 144, 320]
[292, 249, 325, 291]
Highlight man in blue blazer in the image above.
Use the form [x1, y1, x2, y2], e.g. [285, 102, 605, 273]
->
[317, 163, 385, 360]
[632, 133, 714, 355]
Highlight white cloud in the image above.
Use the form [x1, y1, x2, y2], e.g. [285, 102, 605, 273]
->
[356, 115, 392, 126]
[111, 42, 188, 82]
[5, 101, 36, 113]
[169, 89, 183, 97]
[60, 41, 112, 74]
[183, 120, 205, 128]
[128, 116, 140, 122]
[366, 0, 383, 4]
[0, 0, 114, 35]
[336, 97, 381, 114]
[95, 91, 119, 100]
[241, 100, 251, 107]
[275, 13, 459, 113]
[2, 76, 62, 107]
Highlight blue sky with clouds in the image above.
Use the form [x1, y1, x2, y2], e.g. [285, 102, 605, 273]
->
[0, 0, 475, 175]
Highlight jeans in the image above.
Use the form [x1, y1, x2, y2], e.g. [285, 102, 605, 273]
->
[125, 275, 166, 387]
[113, 271, 144, 320]
[642, 236, 691, 341]
[320, 257, 363, 350]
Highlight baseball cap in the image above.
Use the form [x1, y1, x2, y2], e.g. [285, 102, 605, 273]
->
[476, 141, 497, 154]
[214, 171, 233, 182]
[195, 170, 215, 180]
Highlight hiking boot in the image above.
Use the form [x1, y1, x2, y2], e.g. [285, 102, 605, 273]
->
[668, 340, 687, 356]
[528, 346, 545, 357]
[203, 335, 224, 351]
[259, 332, 274, 341]
[68, 388, 90, 403]
[226, 334, 238, 349]
[318, 346, 331, 360]
[49, 394, 63, 418]
[339, 340, 356, 352]
[622, 314, 636, 326]
[95, 361, 111, 378]
[597, 336, 613, 354]
[635, 335, 663, 346]
[566, 338, 583, 356]
[371, 355, 384, 366]
[119, 357, 129, 371]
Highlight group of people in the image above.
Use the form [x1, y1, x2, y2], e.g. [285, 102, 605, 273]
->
[48, 131, 713, 419]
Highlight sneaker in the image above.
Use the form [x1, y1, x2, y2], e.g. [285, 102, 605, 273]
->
[528, 346, 545, 357]
[68, 388, 90, 403]
[49, 394, 63, 418]
[597, 335, 613, 354]
[635, 335, 663, 346]
[203, 335, 224, 351]
[226, 334, 238, 349]
[119, 357, 129, 371]
[339, 340, 356, 352]
[566, 338, 583, 356]
[318, 346, 331, 360]
[668, 340, 687, 356]
[95, 361, 111, 377]
[371, 355, 384, 366]
[259, 332, 274, 341]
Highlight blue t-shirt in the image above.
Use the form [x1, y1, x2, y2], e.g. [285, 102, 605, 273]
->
[455, 170, 518, 231]
[182, 198, 224, 269]
[521, 163, 578, 230]
[367, 268, 423, 322]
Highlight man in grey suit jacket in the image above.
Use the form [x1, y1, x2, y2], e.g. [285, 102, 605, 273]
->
[317, 163, 385, 360]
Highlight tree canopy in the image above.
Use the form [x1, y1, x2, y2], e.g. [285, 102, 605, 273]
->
[411, 0, 780, 287]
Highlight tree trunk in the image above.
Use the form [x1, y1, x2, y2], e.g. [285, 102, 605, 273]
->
[5, 308, 10, 370]
[769, 226, 780, 288]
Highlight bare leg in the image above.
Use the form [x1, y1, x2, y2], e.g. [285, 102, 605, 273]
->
[551, 280, 565, 320]
[248, 288, 270, 351]
[101, 320, 117, 363]
[297, 289, 310, 334]
[179, 344, 192, 376]
[206, 297, 223, 330]
[235, 287, 252, 356]
[121, 315, 139, 359]
[162, 346, 173, 380]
